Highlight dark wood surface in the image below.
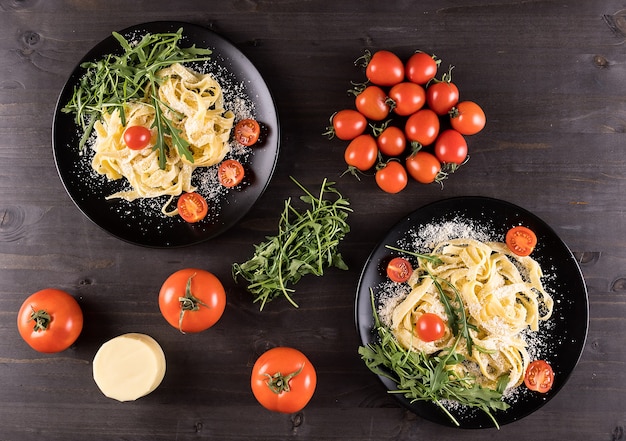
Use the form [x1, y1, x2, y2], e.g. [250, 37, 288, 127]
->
[1, 1, 625, 439]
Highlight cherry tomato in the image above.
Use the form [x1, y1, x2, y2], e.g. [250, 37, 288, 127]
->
[123, 125, 151, 150]
[406, 151, 441, 184]
[17, 288, 83, 353]
[405, 52, 439, 85]
[386, 257, 413, 283]
[344, 134, 378, 172]
[416, 313, 446, 342]
[218, 159, 245, 188]
[405, 108, 440, 146]
[449, 101, 486, 135]
[234, 119, 261, 146]
[251, 347, 317, 413]
[159, 268, 226, 333]
[377, 126, 406, 157]
[506, 226, 538, 256]
[524, 360, 554, 393]
[388, 82, 426, 116]
[426, 81, 460, 115]
[355, 85, 390, 121]
[434, 129, 468, 165]
[365, 50, 405, 86]
[375, 160, 408, 194]
[328, 109, 367, 141]
[177, 192, 208, 223]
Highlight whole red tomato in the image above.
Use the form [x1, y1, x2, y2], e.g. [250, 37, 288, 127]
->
[426, 80, 459, 115]
[327, 109, 367, 140]
[355, 85, 390, 121]
[251, 347, 317, 413]
[434, 129, 468, 165]
[365, 50, 404, 86]
[375, 160, 408, 194]
[388, 82, 425, 116]
[450, 101, 486, 135]
[405, 52, 439, 85]
[405, 108, 440, 146]
[376, 125, 406, 157]
[344, 134, 378, 172]
[159, 268, 226, 333]
[17, 288, 83, 353]
[406, 151, 442, 184]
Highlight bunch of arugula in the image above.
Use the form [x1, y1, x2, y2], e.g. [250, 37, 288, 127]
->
[61, 28, 212, 169]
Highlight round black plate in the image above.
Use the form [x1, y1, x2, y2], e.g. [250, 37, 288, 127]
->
[52, 21, 280, 247]
[355, 196, 588, 428]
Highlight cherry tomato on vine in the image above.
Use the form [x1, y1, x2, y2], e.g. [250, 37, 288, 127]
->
[177, 192, 209, 223]
[434, 129, 468, 165]
[159, 268, 226, 334]
[123, 126, 152, 150]
[375, 160, 408, 194]
[405, 108, 440, 146]
[426, 81, 460, 115]
[234, 119, 261, 146]
[376, 125, 406, 157]
[405, 52, 439, 85]
[449, 101, 486, 135]
[388, 82, 426, 116]
[524, 360, 554, 393]
[218, 159, 245, 188]
[327, 109, 367, 140]
[355, 85, 390, 121]
[406, 151, 441, 184]
[344, 134, 378, 172]
[386, 257, 413, 283]
[416, 313, 446, 342]
[251, 347, 317, 413]
[506, 226, 537, 256]
[365, 50, 405, 86]
[17, 288, 83, 353]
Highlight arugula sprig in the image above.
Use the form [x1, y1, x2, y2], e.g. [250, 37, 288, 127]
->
[61, 28, 212, 168]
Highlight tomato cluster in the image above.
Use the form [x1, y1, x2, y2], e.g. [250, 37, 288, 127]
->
[326, 49, 486, 193]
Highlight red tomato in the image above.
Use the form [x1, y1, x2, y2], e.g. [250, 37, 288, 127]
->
[405, 52, 439, 85]
[355, 85, 390, 121]
[375, 161, 407, 194]
[251, 347, 317, 413]
[506, 226, 538, 256]
[123, 126, 151, 150]
[17, 288, 83, 353]
[377, 126, 406, 157]
[387, 257, 413, 283]
[416, 313, 446, 342]
[388, 82, 426, 116]
[328, 109, 367, 140]
[434, 129, 468, 165]
[449, 101, 486, 135]
[406, 151, 441, 184]
[234, 119, 261, 146]
[405, 109, 440, 146]
[365, 50, 404, 86]
[218, 159, 245, 188]
[159, 268, 226, 333]
[524, 360, 554, 393]
[177, 192, 209, 223]
[344, 134, 378, 172]
[426, 81, 460, 115]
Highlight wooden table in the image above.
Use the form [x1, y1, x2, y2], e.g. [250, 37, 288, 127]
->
[1, 1, 624, 439]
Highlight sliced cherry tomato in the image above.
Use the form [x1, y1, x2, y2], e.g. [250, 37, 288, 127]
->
[524, 360, 554, 393]
[218, 159, 245, 188]
[388, 82, 426, 116]
[344, 134, 378, 172]
[123, 125, 151, 150]
[377, 126, 406, 157]
[328, 109, 367, 141]
[177, 192, 208, 223]
[386, 257, 413, 283]
[406, 151, 441, 184]
[159, 268, 226, 333]
[365, 50, 405, 87]
[375, 160, 408, 194]
[506, 226, 537, 256]
[251, 347, 317, 413]
[405, 108, 440, 146]
[17, 288, 83, 353]
[355, 85, 390, 121]
[434, 129, 468, 165]
[405, 52, 439, 85]
[234, 119, 261, 146]
[426, 80, 459, 115]
[416, 313, 446, 342]
[449, 101, 486, 135]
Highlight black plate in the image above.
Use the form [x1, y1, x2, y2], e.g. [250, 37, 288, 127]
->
[52, 21, 280, 247]
[355, 196, 588, 428]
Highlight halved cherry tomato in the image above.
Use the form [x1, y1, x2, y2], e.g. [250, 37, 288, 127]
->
[355, 85, 390, 121]
[123, 126, 151, 150]
[405, 52, 439, 85]
[386, 257, 413, 283]
[375, 160, 407, 194]
[406, 151, 441, 184]
[405, 108, 440, 146]
[365, 50, 405, 86]
[449, 101, 486, 135]
[388, 82, 426, 116]
[426, 80, 459, 115]
[434, 129, 468, 165]
[377, 126, 406, 157]
[177, 192, 208, 223]
[416, 313, 446, 342]
[506, 226, 537, 256]
[234, 119, 261, 146]
[524, 360, 554, 393]
[328, 109, 367, 141]
[218, 159, 245, 188]
[344, 134, 378, 172]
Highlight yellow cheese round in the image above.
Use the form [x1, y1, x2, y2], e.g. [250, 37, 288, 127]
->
[93, 333, 166, 402]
